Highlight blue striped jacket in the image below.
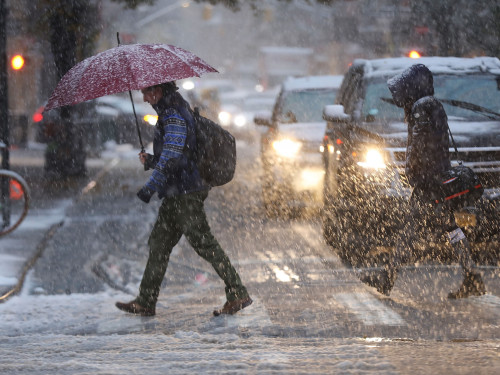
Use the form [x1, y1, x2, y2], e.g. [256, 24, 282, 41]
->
[143, 95, 208, 198]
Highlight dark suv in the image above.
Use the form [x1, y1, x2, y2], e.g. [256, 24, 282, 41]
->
[321, 57, 500, 266]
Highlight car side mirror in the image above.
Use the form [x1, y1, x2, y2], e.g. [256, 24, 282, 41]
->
[323, 105, 351, 123]
[254, 111, 273, 127]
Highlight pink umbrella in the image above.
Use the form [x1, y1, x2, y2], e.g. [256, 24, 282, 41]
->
[45, 43, 218, 111]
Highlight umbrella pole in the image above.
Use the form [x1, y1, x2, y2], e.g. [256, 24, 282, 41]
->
[117, 32, 145, 153]
[128, 90, 145, 153]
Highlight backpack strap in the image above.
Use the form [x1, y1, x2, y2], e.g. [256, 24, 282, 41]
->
[173, 103, 199, 170]
[446, 123, 461, 166]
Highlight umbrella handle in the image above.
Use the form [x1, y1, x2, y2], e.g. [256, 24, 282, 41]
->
[128, 90, 145, 153]
[117, 32, 145, 154]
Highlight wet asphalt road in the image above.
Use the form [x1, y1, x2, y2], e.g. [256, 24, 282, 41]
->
[24, 136, 500, 371]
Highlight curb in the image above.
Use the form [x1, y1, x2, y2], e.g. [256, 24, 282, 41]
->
[0, 222, 63, 302]
[0, 157, 121, 303]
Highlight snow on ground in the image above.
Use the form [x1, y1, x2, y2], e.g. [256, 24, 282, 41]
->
[0, 273, 397, 375]
[1, 272, 498, 374]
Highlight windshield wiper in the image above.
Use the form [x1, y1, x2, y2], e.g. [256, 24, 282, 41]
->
[381, 97, 396, 105]
[438, 99, 500, 120]
[382, 97, 500, 120]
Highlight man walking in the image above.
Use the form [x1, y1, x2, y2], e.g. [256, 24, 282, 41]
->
[116, 81, 252, 316]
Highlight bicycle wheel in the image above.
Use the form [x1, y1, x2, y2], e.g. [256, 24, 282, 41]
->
[0, 170, 30, 236]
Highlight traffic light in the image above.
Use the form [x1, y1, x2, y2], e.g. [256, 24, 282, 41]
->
[408, 50, 422, 59]
[11, 54, 25, 70]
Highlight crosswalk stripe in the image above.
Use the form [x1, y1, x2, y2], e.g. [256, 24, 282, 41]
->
[471, 294, 500, 317]
[335, 292, 405, 326]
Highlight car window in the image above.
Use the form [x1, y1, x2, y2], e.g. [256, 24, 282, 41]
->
[362, 81, 403, 122]
[434, 75, 500, 119]
[337, 66, 363, 114]
[277, 89, 338, 123]
[362, 74, 500, 123]
[243, 98, 275, 112]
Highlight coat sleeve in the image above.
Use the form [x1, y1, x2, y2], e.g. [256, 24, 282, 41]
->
[143, 110, 187, 192]
[406, 106, 430, 186]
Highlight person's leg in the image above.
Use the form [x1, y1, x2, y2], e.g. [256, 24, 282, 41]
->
[116, 197, 182, 315]
[444, 216, 485, 298]
[136, 197, 183, 309]
[179, 191, 250, 305]
[361, 192, 422, 295]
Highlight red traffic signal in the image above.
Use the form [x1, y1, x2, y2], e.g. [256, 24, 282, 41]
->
[11, 54, 25, 70]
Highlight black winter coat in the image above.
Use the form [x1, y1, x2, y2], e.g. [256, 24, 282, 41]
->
[387, 64, 451, 188]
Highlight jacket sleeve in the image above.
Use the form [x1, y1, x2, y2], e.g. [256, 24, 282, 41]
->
[143, 110, 187, 192]
[406, 106, 430, 186]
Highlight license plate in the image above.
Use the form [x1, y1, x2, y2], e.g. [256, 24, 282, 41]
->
[454, 212, 477, 227]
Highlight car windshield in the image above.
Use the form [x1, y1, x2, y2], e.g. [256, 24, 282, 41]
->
[277, 88, 338, 123]
[362, 74, 500, 126]
[243, 99, 275, 112]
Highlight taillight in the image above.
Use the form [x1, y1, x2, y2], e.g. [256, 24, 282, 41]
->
[33, 113, 43, 122]
[33, 106, 44, 123]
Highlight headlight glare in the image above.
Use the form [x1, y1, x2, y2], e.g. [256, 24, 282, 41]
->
[357, 148, 386, 169]
[272, 139, 302, 158]
[218, 111, 231, 126]
[144, 114, 158, 126]
[234, 114, 247, 127]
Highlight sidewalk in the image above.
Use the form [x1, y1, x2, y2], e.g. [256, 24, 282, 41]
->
[0, 144, 130, 301]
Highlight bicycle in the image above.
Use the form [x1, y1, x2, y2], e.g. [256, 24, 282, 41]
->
[0, 141, 30, 236]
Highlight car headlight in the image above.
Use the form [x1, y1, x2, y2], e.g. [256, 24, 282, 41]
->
[218, 111, 231, 126]
[234, 114, 247, 128]
[182, 80, 195, 90]
[357, 148, 386, 169]
[272, 139, 302, 158]
[144, 114, 158, 126]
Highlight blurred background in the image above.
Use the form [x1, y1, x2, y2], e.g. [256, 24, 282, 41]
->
[2, 0, 499, 173]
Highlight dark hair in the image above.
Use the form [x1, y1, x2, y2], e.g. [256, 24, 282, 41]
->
[145, 81, 183, 106]
[155, 81, 178, 96]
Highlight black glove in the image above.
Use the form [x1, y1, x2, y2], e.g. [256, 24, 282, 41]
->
[137, 186, 155, 203]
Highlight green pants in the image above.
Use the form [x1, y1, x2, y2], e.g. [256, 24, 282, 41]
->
[136, 190, 248, 309]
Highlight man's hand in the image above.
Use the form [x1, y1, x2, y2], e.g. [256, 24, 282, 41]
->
[137, 186, 155, 203]
[139, 151, 148, 165]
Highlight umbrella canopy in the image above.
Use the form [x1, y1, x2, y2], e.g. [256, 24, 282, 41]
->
[45, 43, 218, 111]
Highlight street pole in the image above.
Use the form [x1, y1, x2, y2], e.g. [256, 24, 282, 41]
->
[0, 0, 9, 170]
[0, 0, 10, 228]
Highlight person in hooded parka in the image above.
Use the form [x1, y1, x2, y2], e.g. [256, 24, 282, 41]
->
[361, 64, 486, 299]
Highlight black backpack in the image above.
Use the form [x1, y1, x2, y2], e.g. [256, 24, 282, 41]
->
[434, 125, 484, 209]
[189, 107, 236, 187]
[435, 165, 484, 209]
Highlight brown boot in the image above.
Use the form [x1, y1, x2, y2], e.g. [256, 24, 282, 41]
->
[213, 296, 253, 316]
[448, 273, 486, 299]
[115, 300, 155, 316]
